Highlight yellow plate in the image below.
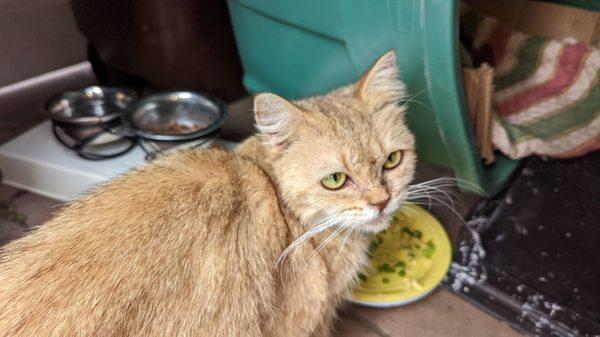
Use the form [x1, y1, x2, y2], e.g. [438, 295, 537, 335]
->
[348, 204, 451, 307]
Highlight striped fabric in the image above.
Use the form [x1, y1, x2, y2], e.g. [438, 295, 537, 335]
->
[467, 15, 600, 159]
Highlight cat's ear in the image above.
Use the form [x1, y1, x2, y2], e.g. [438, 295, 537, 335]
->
[253, 93, 304, 148]
[355, 50, 406, 109]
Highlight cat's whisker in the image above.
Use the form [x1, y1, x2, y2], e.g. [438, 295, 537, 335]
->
[399, 98, 429, 110]
[406, 187, 457, 210]
[413, 177, 487, 196]
[408, 180, 480, 213]
[276, 214, 340, 266]
[409, 183, 462, 196]
[407, 179, 466, 201]
[304, 225, 346, 265]
[408, 185, 456, 210]
[399, 204, 419, 216]
[282, 217, 342, 276]
[305, 226, 345, 263]
[333, 225, 354, 265]
[404, 199, 449, 208]
[407, 185, 435, 208]
[400, 86, 430, 104]
[409, 179, 467, 190]
[278, 224, 332, 265]
[415, 187, 462, 200]
[403, 176, 487, 225]
[402, 199, 431, 206]
[408, 190, 455, 210]
[398, 86, 432, 110]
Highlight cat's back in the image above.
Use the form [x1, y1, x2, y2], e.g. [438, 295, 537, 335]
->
[0, 148, 286, 337]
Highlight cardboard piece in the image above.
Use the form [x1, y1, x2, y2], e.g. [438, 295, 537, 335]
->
[470, 0, 599, 44]
[463, 64, 495, 164]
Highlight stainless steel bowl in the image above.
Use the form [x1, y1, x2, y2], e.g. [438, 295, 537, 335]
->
[46, 86, 137, 125]
[125, 91, 227, 141]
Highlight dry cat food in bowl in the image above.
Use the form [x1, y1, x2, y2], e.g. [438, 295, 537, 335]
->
[348, 204, 452, 307]
[125, 91, 228, 141]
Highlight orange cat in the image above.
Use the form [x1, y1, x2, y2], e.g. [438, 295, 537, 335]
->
[0, 51, 416, 337]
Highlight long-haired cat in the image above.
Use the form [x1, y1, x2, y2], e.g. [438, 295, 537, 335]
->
[0, 51, 416, 337]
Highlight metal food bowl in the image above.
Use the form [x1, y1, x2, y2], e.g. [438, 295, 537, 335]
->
[46, 86, 137, 126]
[46, 88, 226, 160]
[46, 86, 138, 160]
[125, 91, 227, 141]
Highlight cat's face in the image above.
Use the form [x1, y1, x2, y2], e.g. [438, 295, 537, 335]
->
[255, 51, 416, 234]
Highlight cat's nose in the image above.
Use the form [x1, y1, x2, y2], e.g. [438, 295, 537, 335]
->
[367, 187, 390, 211]
[371, 199, 389, 212]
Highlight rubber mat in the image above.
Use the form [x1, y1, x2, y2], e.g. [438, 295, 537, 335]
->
[445, 152, 600, 337]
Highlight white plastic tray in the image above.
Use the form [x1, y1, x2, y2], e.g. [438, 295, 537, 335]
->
[0, 120, 237, 201]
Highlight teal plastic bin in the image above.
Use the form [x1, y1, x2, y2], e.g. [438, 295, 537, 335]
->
[227, 0, 520, 195]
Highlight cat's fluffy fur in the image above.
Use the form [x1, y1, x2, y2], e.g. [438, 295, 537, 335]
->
[0, 51, 416, 337]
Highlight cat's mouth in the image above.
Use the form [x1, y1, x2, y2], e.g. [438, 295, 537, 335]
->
[355, 197, 405, 233]
[358, 214, 392, 233]
[350, 209, 394, 233]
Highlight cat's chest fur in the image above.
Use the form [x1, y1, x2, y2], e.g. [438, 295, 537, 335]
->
[270, 218, 371, 336]
[320, 231, 370, 295]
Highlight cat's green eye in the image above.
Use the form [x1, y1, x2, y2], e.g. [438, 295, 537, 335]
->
[383, 150, 403, 169]
[321, 172, 347, 190]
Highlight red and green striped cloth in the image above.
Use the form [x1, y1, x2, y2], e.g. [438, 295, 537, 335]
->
[469, 16, 599, 159]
